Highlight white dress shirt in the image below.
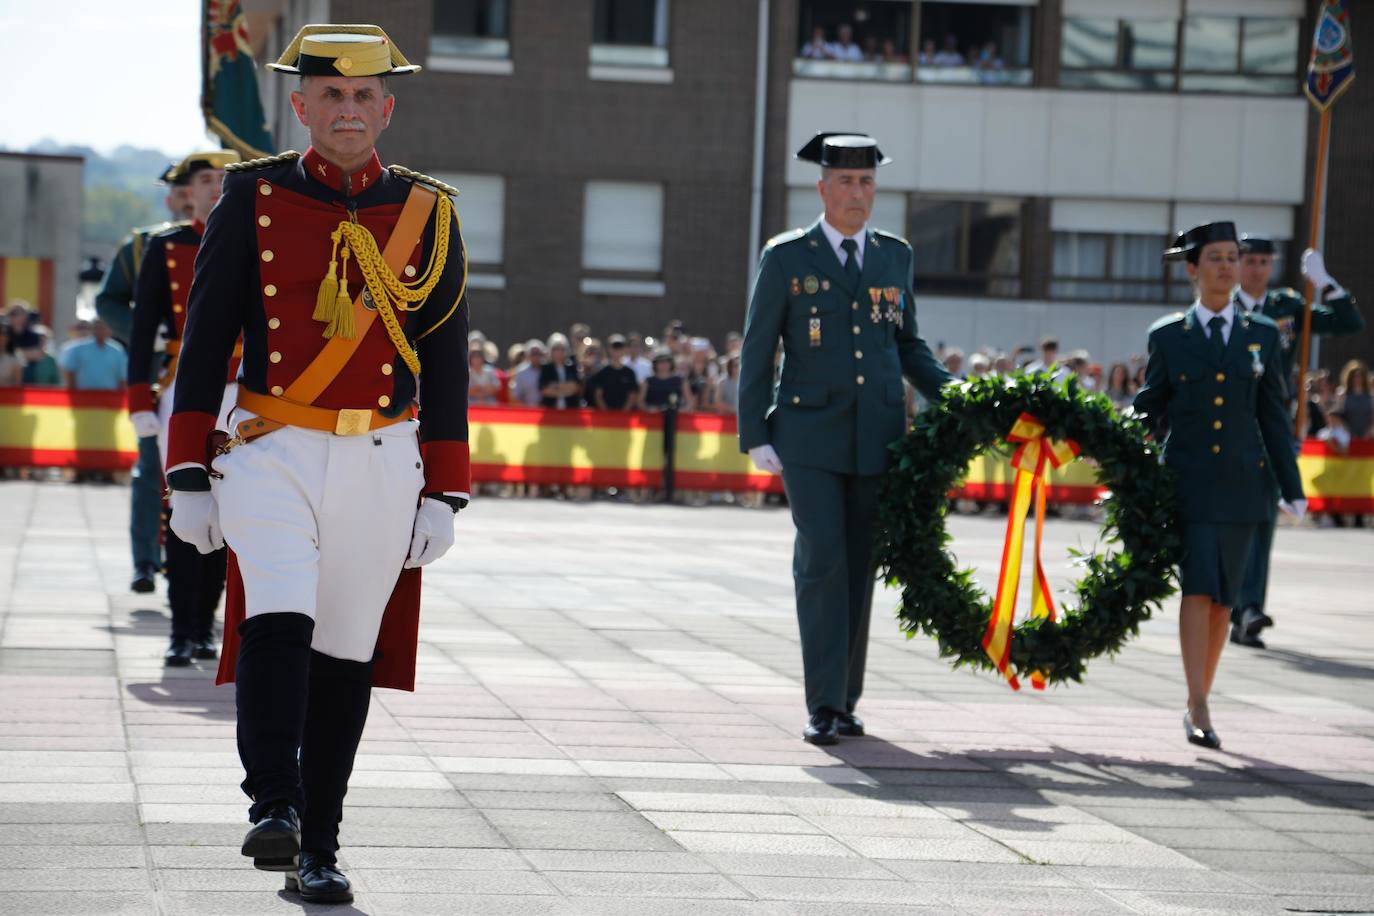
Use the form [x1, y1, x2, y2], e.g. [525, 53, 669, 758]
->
[820, 218, 866, 271]
[1235, 287, 1266, 313]
[1192, 300, 1235, 346]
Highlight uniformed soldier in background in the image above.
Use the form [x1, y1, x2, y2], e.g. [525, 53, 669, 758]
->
[738, 133, 950, 746]
[127, 150, 240, 665]
[1133, 222, 1304, 750]
[1228, 236, 1363, 648]
[165, 25, 471, 904]
[95, 163, 192, 594]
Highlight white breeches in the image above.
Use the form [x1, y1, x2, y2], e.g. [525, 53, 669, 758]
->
[210, 416, 424, 663]
[157, 378, 238, 471]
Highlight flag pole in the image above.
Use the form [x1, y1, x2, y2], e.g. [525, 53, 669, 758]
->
[1293, 107, 1331, 439]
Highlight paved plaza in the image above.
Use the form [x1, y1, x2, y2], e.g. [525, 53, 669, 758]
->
[1, 479, 1372, 915]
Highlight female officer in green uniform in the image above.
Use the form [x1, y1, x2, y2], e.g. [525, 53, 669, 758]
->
[1133, 222, 1304, 749]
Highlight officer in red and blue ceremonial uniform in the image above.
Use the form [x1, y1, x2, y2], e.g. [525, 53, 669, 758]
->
[97, 162, 192, 595]
[127, 149, 240, 666]
[165, 25, 470, 904]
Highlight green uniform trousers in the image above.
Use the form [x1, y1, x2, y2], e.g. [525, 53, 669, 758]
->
[781, 464, 881, 716]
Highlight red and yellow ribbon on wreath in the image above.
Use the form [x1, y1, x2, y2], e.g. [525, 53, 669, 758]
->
[982, 413, 1080, 690]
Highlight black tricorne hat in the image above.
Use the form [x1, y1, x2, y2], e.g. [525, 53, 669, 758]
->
[795, 132, 891, 169]
[1239, 234, 1276, 255]
[1163, 221, 1239, 262]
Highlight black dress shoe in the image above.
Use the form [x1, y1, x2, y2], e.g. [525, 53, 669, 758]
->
[241, 804, 300, 868]
[163, 638, 194, 667]
[1183, 713, 1222, 750]
[130, 564, 156, 594]
[836, 711, 865, 737]
[803, 711, 839, 746]
[286, 851, 353, 904]
[1228, 623, 1264, 649]
[191, 638, 219, 660]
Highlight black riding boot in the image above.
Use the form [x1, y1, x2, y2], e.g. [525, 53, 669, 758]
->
[235, 612, 314, 821]
[299, 649, 374, 858]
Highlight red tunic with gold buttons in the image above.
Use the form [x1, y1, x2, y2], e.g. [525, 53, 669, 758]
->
[126, 222, 242, 412]
[168, 147, 471, 691]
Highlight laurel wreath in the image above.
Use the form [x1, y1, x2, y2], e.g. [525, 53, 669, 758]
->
[874, 373, 1182, 686]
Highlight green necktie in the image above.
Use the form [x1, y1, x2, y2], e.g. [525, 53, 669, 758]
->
[841, 238, 860, 287]
[1208, 315, 1226, 358]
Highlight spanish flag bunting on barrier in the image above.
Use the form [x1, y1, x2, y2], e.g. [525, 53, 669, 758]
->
[982, 413, 1080, 690]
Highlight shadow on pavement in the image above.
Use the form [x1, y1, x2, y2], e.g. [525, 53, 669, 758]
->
[1257, 647, 1374, 682]
[274, 890, 372, 914]
[125, 664, 234, 722]
[816, 736, 1374, 834]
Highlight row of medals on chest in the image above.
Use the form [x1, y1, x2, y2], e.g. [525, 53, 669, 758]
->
[791, 276, 904, 347]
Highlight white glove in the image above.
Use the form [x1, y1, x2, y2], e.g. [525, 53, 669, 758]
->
[1279, 498, 1308, 522]
[129, 410, 160, 439]
[1301, 249, 1336, 291]
[404, 497, 456, 569]
[168, 489, 224, 554]
[749, 444, 783, 474]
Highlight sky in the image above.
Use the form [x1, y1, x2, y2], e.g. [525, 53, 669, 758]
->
[2, 1, 214, 154]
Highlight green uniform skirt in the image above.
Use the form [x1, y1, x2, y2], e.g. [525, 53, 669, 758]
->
[1180, 522, 1256, 607]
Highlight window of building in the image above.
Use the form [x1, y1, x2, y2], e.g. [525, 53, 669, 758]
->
[908, 198, 1022, 297]
[1180, 17, 1299, 95]
[432, 173, 505, 272]
[793, 0, 914, 83]
[431, 0, 510, 59]
[915, 1, 1034, 87]
[592, 0, 670, 69]
[1060, 17, 1178, 91]
[583, 181, 663, 274]
[1051, 232, 1168, 302]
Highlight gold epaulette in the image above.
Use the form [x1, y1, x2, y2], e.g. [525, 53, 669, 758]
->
[225, 150, 301, 173]
[387, 165, 459, 197]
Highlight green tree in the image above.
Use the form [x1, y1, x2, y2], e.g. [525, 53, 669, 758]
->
[84, 185, 160, 251]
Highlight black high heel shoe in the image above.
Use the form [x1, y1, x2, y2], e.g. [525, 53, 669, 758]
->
[1183, 712, 1221, 749]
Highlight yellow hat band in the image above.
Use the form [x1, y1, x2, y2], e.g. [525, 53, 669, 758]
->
[299, 36, 394, 76]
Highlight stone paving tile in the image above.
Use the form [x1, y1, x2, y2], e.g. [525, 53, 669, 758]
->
[0, 868, 151, 891]
[0, 892, 157, 915]
[732, 874, 956, 907]
[522, 850, 717, 874]
[1171, 847, 1368, 873]
[840, 835, 1026, 864]
[641, 811, 820, 834]
[354, 869, 559, 894]
[669, 832, 856, 857]
[1101, 889, 1290, 915]
[349, 894, 568, 915]
[544, 871, 747, 899]
[702, 853, 900, 880]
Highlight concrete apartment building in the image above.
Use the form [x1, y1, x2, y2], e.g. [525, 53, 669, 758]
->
[242, 0, 1371, 367]
[0, 152, 84, 338]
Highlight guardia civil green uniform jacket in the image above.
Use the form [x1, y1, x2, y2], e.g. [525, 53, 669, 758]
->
[1238, 286, 1363, 401]
[737, 220, 950, 475]
[1133, 305, 1303, 524]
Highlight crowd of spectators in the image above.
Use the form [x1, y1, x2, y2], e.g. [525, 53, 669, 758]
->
[3, 302, 126, 391]
[798, 24, 1009, 79]
[466, 319, 743, 416]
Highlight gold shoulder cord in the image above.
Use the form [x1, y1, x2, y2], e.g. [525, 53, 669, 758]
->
[313, 194, 465, 377]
